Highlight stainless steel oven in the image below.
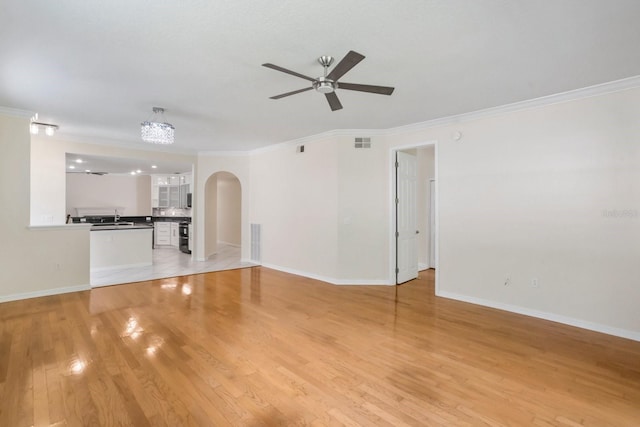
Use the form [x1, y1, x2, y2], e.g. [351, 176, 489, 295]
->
[179, 222, 191, 254]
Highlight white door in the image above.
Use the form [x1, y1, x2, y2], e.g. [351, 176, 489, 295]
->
[396, 151, 418, 283]
[429, 179, 436, 268]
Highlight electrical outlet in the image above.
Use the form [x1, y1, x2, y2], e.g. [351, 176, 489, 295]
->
[531, 278, 539, 288]
[504, 276, 511, 286]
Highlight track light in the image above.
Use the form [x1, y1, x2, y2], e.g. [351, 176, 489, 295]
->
[30, 122, 59, 136]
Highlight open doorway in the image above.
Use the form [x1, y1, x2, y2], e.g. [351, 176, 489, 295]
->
[392, 143, 437, 286]
[204, 171, 242, 259]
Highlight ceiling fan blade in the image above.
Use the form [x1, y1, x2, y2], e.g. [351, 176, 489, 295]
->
[269, 87, 313, 99]
[326, 50, 365, 82]
[338, 82, 395, 95]
[262, 63, 316, 82]
[325, 92, 343, 111]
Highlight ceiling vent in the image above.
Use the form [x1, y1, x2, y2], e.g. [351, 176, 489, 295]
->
[354, 137, 371, 149]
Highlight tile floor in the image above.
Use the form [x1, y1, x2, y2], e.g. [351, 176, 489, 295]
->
[91, 244, 256, 287]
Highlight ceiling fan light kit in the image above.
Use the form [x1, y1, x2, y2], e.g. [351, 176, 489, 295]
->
[262, 50, 394, 111]
[141, 107, 175, 145]
[313, 77, 336, 94]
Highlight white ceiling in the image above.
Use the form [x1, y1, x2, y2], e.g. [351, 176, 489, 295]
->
[2, 0, 640, 154]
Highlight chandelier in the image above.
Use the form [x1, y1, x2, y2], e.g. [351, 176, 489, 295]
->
[141, 107, 175, 144]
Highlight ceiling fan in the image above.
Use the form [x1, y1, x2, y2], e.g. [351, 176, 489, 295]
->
[262, 50, 394, 111]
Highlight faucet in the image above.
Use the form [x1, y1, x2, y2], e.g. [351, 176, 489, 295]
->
[115, 209, 120, 223]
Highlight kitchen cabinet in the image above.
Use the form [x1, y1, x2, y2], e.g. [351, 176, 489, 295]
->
[155, 222, 171, 246]
[157, 185, 180, 208]
[152, 174, 191, 208]
[170, 222, 179, 247]
[179, 183, 189, 208]
[158, 186, 169, 207]
[155, 222, 181, 247]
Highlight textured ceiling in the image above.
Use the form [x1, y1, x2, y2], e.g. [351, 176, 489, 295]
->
[2, 0, 640, 153]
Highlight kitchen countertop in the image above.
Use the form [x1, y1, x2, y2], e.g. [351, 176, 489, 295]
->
[91, 223, 154, 231]
[152, 216, 191, 223]
[74, 216, 190, 225]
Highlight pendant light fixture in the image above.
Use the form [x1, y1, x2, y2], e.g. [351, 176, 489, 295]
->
[141, 107, 175, 144]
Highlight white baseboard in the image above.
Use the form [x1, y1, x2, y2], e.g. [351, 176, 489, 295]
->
[419, 263, 431, 271]
[331, 279, 393, 286]
[218, 240, 241, 248]
[437, 290, 640, 342]
[0, 284, 91, 304]
[90, 262, 152, 273]
[261, 262, 392, 286]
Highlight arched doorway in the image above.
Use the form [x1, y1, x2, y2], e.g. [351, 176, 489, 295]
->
[204, 171, 242, 259]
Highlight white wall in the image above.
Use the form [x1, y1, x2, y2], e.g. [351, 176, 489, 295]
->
[136, 175, 152, 215]
[217, 172, 241, 246]
[0, 111, 91, 301]
[30, 137, 66, 224]
[250, 138, 339, 279]
[247, 134, 388, 284]
[336, 136, 389, 282]
[389, 87, 640, 338]
[66, 173, 151, 217]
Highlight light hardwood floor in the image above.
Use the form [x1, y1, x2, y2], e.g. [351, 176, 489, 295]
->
[91, 244, 254, 287]
[1, 268, 639, 426]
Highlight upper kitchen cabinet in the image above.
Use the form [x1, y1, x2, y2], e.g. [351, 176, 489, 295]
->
[152, 174, 191, 208]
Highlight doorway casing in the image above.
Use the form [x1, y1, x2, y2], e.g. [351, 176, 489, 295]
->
[389, 140, 439, 291]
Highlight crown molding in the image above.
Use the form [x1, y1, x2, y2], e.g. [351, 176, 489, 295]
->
[389, 75, 640, 135]
[0, 106, 34, 118]
[198, 150, 251, 157]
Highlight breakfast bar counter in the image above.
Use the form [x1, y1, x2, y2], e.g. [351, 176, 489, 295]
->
[90, 224, 153, 273]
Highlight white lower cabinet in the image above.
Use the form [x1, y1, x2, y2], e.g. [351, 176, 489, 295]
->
[170, 222, 179, 247]
[155, 221, 183, 248]
[154, 222, 171, 246]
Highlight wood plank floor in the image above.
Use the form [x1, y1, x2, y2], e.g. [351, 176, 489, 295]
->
[1, 268, 639, 426]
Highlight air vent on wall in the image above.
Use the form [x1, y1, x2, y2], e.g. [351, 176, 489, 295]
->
[354, 137, 371, 149]
[296, 145, 305, 153]
[251, 223, 261, 262]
